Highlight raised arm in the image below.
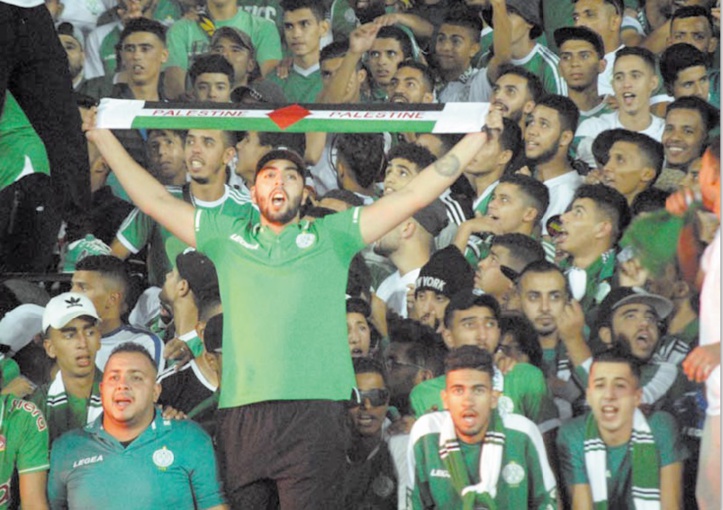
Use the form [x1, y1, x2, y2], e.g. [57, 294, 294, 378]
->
[318, 22, 380, 104]
[486, 0, 512, 84]
[86, 122, 196, 247]
[359, 115, 498, 244]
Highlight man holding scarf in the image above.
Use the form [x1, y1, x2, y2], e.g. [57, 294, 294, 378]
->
[557, 349, 687, 509]
[408, 345, 557, 509]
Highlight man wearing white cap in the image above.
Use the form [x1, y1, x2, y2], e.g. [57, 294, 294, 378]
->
[29, 292, 103, 447]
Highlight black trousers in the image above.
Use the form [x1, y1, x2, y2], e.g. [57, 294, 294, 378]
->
[217, 400, 350, 510]
[0, 3, 90, 242]
[0, 173, 60, 272]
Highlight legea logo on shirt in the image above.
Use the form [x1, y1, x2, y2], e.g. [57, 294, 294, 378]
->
[73, 455, 104, 468]
[430, 469, 450, 478]
[230, 234, 259, 250]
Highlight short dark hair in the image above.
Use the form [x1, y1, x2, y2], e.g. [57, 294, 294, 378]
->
[443, 291, 501, 329]
[534, 94, 580, 134]
[352, 357, 387, 384]
[660, 43, 709, 93]
[591, 344, 642, 386]
[376, 25, 413, 60]
[106, 342, 158, 375]
[671, 5, 715, 35]
[630, 187, 670, 216]
[75, 255, 131, 300]
[119, 17, 166, 45]
[573, 184, 631, 242]
[591, 128, 629, 167]
[280, 0, 325, 21]
[516, 259, 570, 297]
[347, 253, 372, 302]
[614, 46, 657, 73]
[499, 314, 543, 369]
[395, 60, 436, 92]
[496, 64, 546, 103]
[498, 173, 550, 224]
[74, 92, 98, 110]
[499, 118, 523, 166]
[335, 133, 386, 188]
[321, 40, 364, 71]
[440, 7, 483, 42]
[554, 26, 605, 59]
[611, 130, 665, 181]
[444, 345, 494, 380]
[189, 53, 234, 84]
[386, 143, 436, 172]
[666, 95, 720, 133]
[198, 293, 222, 323]
[388, 318, 447, 377]
[491, 234, 545, 271]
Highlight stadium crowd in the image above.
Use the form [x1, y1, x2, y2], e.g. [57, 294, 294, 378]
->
[0, 0, 720, 507]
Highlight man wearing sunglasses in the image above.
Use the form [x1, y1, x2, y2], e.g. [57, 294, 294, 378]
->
[408, 345, 557, 508]
[344, 358, 400, 510]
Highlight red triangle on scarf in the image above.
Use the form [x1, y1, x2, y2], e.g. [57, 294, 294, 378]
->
[267, 104, 312, 130]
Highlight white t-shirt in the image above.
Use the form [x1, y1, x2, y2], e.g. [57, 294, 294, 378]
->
[376, 268, 421, 318]
[541, 170, 583, 235]
[575, 111, 665, 167]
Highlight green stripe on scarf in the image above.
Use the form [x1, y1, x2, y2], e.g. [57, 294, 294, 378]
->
[583, 409, 661, 510]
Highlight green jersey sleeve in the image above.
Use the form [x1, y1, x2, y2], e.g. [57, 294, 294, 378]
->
[10, 398, 50, 474]
[250, 17, 282, 64]
[116, 208, 153, 254]
[648, 411, 688, 467]
[317, 207, 367, 262]
[556, 415, 588, 487]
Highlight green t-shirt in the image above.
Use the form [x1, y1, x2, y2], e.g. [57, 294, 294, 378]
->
[0, 92, 50, 192]
[557, 411, 688, 509]
[165, 9, 282, 71]
[195, 206, 367, 408]
[115, 185, 254, 286]
[29, 370, 103, 447]
[0, 359, 19, 387]
[0, 396, 49, 510]
[47, 411, 224, 509]
[239, 0, 284, 36]
[409, 410, 557, 509]
[410, 363, 559, 431]
[267, 65, 322, 103]
[511, 43, 567, 96]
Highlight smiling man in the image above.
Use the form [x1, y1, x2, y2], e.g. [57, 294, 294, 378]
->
[409, 345, 557, 508]
[47, 343, 227, 510]
[557, 348, 687, 509]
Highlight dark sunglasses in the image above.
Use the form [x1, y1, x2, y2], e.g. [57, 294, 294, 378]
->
[349, 388, 390, 408]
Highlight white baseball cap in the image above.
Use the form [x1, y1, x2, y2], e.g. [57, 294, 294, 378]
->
[42, 292, 101, 333]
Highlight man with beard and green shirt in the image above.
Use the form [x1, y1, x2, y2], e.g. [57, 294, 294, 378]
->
[29, 293, 103, 447]
[408, 345, 557, 509]
[86, 107, 500, 508]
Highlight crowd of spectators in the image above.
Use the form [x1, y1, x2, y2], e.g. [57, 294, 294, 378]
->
[0, 0, 720, 507]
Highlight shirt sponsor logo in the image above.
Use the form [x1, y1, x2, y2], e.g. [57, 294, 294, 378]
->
[502, 461, 525, 486]
[73, 455, 104, 468]
[153, 447, 174, 470]
[295, 232, 316, 249]
[230, 233, 259, 250]
[10, 400, 47, 432]
[430, 469, 450, 478]
[416, 276, 446, 294]
[497, 395, 514, 417]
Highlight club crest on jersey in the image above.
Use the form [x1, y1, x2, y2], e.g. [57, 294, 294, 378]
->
[502, 461, 525, 486]
[152, 447, 174, 470]
[496, 395, 514, 417]
[296, 232, 316, 249]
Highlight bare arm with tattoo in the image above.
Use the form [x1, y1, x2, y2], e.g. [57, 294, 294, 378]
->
[359, 112, 501, 244]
